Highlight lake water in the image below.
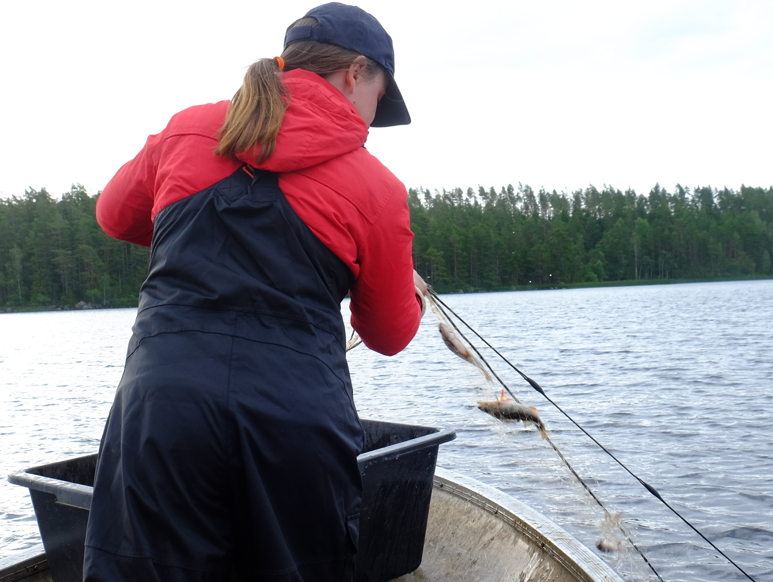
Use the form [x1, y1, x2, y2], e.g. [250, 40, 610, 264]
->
[1, 280, 772, 581]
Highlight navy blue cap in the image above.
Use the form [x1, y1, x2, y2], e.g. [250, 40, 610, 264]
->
[283, 3, 410, 127]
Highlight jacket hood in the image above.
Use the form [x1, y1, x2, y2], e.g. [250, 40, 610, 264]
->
[237, 69, 369, 173]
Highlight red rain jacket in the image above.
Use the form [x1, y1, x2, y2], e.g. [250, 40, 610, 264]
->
[97, 69, 420, 356]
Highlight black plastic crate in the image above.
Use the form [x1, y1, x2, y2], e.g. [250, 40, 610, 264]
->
[8, 419, 455, 582]
[356, 420, 455, 582]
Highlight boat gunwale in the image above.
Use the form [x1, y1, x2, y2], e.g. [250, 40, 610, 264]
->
[433, 467, 625, 582]
[0, 544, 48, 582]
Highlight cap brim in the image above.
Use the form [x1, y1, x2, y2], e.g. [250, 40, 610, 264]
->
[371, 75, 410, 127]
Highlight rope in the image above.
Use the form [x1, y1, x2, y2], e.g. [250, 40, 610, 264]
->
[429, 291, 662, 580]
[345, 329, 362, 352]
[428, 288, 757, 582]
[430, 295, 519, 402]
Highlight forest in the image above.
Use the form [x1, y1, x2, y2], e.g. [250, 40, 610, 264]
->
[409, 183, 772, 292]
[0, 182, 771, 310]
[0, 186, 150, 309]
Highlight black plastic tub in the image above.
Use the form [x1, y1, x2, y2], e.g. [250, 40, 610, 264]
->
[8, 419, 455, 582]
[356, 420, 455, 582]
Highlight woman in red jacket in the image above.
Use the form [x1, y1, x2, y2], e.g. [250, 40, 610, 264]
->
[84, 4, 426, 581]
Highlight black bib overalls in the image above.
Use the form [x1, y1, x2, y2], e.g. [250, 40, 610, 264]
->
[84, 167, 364, 582]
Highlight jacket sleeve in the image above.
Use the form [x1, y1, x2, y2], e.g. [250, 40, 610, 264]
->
[95, 133, 162, 247]
[349, 185, 422, 356]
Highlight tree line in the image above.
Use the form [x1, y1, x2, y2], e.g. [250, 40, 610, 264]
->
[0, 186, 149, 309]
[1, 182, 771, 310]
[409, 183, 772, 291]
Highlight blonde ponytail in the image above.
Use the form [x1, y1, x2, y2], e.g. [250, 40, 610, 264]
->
[215, 58, 287, 165]
[216, 17, 384, 165]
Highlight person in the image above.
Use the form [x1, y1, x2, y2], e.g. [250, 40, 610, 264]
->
[83, 4, 426, 581]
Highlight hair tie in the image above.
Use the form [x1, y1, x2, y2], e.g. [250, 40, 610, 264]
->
[274, 56, 285, 71]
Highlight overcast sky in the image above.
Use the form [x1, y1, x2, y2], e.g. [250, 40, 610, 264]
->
[1, 0, 771, 200]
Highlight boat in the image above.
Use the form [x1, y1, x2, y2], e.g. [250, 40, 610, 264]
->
[0, 546, 49, 582]
[398, 468, 623, 582]
[2, 467, 622, 582]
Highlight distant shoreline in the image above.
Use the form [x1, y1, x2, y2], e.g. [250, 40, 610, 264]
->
[3, 275, 771, 314]
[429, 274, 773, 294]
